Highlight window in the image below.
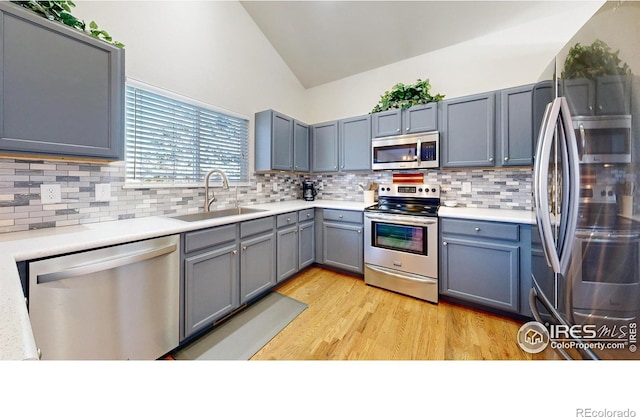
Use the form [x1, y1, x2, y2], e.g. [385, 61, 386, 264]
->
[125, 82, 249, 185]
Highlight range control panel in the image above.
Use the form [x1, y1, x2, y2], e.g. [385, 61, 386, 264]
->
[377, 183, 440, 199]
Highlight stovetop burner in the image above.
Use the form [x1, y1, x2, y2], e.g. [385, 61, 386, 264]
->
[365, 183, 441, 217]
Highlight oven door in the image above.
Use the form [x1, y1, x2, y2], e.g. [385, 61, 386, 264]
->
[364, 212, 438, 278]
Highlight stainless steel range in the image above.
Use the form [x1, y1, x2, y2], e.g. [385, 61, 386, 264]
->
[364, 183, 440, 303]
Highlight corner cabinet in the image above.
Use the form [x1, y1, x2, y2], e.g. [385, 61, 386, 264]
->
[0, 3, 125, 160]
[562, 75, 631, 116]
[255, 110, 310, 172]
[440, 218, 532, 317]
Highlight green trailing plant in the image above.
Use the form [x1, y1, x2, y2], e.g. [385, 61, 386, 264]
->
[371, 79, 444, 113]
[10, 1, 124, 48]
[562, 39, 630, 79]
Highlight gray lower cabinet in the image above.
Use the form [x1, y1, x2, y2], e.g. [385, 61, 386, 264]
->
[277, 210, 316, 282]
[440, 92, 496, 168]
[0, 2, 125, 160]
[277, 222, 299, 282]
[440, 218, 531, 316]
[320, 209, 363, 274]
[240, 217, 276, 303]
[181, 224, 240, 340]
[298, 219, 315, 270]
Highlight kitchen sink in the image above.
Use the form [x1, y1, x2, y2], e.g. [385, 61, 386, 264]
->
[170, 207, 267, 222]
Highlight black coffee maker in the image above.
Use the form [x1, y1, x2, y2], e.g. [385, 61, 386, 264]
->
[302, 180, 317, 201]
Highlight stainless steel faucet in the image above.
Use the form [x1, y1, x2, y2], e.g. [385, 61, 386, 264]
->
[204, 169, 229, 212]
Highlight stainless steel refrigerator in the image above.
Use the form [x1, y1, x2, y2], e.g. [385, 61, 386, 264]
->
[530, 1, 640, 360]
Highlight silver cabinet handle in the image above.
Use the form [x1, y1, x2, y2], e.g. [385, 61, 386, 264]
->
[357, 229, 361, 234]
[333, 166, 337, 169]
[232, 250, 238, 255]
[396, 128, 400, 132]
[341, 165, 344, 169]
[504, 157, 509, 161]
[443, 241, 448, 246]
[475, 227, 481, 232]
[306, 213, 311, 217]
[37, 244, 177, 284]
[339, 215, 343, 218]
[489, 157, 494, 162]
[242, 246, 247, 251]
[589, 105, 593, 111]
[406, 127, 410, 131]
[287, 217, 291, 222]
[598, 105, 603, 111]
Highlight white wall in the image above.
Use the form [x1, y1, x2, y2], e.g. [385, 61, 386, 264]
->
[73, 1, 307, 121]
[303, 2, 604, 124]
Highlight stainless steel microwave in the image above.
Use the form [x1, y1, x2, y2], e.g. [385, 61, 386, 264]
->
[372, 131, 439, 170]
[573, 115, 632, 164]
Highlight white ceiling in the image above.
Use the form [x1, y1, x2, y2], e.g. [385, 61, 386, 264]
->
[240, 1, 597, 89]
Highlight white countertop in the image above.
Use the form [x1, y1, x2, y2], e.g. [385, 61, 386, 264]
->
[438, 206, 535, 224]
[0, 200, 531, 360]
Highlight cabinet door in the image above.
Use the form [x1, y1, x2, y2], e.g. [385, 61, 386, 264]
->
[323, 221, 363, 273]
[298, 220, 315, 270]
[532, 80, 554, 154]
[403, 103, 438, 134]
[0, 5, 124, 159]
[293, 120, 310, 172]
[339, 114, 371, 171]
[371, 109, 402, 137]
[240, 232, 276, 303]
[184, 244, 239, 338]
[312, 121, 339, 172]
[440, 92, 496, 168]
[277, 225, 299, 282]
[440, 236, 519, 313]
[498, 85, 533, 167]
[595, 75, 631, 115]
[271, 111, 294, 171]
[562, 78, 595, 116]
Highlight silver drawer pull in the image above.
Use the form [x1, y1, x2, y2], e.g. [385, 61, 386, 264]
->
[339, 215, 343, 218]
[232, 250, 238, 255]
[475, 227, 481, 232]
[287, 218, 291, 222]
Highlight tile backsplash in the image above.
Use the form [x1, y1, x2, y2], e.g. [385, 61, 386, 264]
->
[0, 157, 533, 234]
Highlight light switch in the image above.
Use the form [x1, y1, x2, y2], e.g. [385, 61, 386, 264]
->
[40, 184, 61, 204]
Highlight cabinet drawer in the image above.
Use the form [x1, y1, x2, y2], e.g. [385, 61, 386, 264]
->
[323, 209, 363, 224]
[276, 212, 297, 228]
[298, 208, 315, 222]
[441, 218, 519, 241]
[240, 216, 275, 238]
[184, 224, 237, 253]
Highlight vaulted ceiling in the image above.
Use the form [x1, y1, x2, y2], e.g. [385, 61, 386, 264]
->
[240, 1, 600, 89]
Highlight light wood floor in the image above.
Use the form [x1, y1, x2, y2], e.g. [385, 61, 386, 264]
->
[251, 266, 558, 360]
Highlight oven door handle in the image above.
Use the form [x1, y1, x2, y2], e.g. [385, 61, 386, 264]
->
[365, 213, 437, 227]
[366, 264, 438, 284]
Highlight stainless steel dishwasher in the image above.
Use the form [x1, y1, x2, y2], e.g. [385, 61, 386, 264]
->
[28, 235, 180, 360]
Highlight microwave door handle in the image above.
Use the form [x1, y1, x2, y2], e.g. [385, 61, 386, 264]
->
[578, 123, 586, 161]
[534, 99, 562, 273]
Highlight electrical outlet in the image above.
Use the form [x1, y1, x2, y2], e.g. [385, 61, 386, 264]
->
[462, 182, 472, 193]
[95, 183, 111, 202]
[272, 182, 278, 192]
[257, 183, 262, 192]
[40, 184, 61, 204]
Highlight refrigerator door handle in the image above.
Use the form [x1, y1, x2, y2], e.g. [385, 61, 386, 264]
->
[557, 97, 580, 276]
[534, 99, 562, 272]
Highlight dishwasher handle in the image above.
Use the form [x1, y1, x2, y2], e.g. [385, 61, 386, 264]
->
[37, 243, 178, 284]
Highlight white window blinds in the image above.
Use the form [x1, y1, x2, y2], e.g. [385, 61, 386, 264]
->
[125, 84, 249, 184]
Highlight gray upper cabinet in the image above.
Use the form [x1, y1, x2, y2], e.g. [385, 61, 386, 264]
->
[532, 80, 555, 152]
[0, 3, 125, 160]
[339, 114, 371, 171]
[497, 84, 534, 167]
[372, 104, 437, 138]
[562, 75, 631, 116]
[371, 109, 402, 137]
[402, 103, 438, 134]
[255, 109, 294, 171]
[312, 120, 339, 172]
[293, 120, 310, 172]
[440, 92, 496, 168]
